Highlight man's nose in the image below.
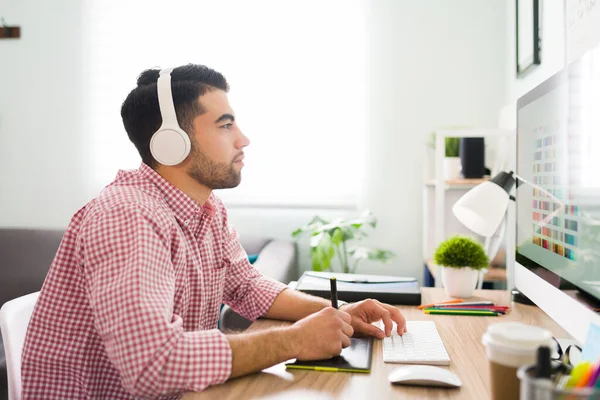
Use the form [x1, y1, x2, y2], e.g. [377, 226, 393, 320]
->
[236, 130, 250, 148]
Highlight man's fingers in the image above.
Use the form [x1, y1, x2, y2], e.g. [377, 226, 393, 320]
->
[355, 320, 385, 339]
[341, 333, 351, 348]
[337, 310, 352, 324]
[341, 320, 354, 338]
[389, 307, 407, 334]
[375, 300, 407, 335]
[379, 308, 393, 336]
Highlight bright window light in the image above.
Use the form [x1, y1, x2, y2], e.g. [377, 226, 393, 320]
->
[85, 0, 367, 208]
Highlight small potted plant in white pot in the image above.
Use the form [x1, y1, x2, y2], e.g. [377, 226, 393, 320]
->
[444, 137, 461, 180]
[433, 235, 489, 298]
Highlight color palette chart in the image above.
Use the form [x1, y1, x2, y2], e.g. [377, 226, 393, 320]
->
[531, 124, 579, 261]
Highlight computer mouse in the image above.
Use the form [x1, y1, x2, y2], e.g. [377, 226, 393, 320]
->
[388, 365, 462, 388]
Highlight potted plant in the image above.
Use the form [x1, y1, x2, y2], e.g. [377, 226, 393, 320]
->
[433, 235, 489, 298]
[292, 210, 395, 273]
[425, 132, 462, 181]
[444, 137, 461, 180]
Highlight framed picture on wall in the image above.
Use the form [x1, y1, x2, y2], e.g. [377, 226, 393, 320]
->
[516, 0, 541, 77]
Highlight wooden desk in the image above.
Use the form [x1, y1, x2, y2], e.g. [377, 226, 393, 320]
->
[184, 288, 569, 400]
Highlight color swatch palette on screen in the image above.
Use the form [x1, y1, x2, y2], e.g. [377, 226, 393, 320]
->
[531, 126, 579, 262]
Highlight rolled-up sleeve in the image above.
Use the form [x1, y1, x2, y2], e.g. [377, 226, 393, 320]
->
[221, 224, 287, 321]
[81, 204, 232, 397]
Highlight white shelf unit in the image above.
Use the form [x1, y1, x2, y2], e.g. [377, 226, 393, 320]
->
[425, 128, 515, 288]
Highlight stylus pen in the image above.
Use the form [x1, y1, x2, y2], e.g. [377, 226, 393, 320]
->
[330, 277, 338, 309]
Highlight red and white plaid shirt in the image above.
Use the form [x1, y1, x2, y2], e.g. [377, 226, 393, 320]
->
[21, 163, 287, 399]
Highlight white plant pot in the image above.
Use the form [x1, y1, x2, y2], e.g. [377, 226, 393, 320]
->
[443, 157, 462, 180]
[440, 266, 479, 298]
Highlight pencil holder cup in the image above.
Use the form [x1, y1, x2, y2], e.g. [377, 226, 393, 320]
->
[518, 364, 600, 400]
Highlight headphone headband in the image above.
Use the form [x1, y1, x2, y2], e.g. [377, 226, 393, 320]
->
[157, 68, 179, 128]
[150, 67, 191, 166]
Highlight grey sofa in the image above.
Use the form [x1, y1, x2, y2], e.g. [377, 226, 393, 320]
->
[218, 237, 297, 332]
[0, 228, 297, 400]
[0, 229, 64, 400]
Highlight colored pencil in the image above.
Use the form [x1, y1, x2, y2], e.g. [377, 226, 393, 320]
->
[586, 364, 600, 387]
[433, 305, 509, 310]
[425, 307, 506, 314]
[424, 309, 499, 316]
[418, 299, 463, 310]
[442, 301, 495, 306]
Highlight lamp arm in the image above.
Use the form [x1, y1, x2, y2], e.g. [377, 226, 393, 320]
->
[512, 172, 565, 207]
[478, 214, 507, 290]
[512, 172, 566, 229]
[484, 215, 506, 262]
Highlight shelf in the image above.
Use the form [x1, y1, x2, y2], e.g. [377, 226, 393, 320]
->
[435, 128, 515, 138]
[444, 178, 489, 185]
[424, 128, 515, 288]
[425, 178, 489, 189]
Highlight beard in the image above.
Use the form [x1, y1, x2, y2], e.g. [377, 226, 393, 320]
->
[186, 143, 242, 190]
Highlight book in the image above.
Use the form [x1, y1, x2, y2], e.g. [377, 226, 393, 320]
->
[285, 336, 373, 373]
[295, 271, 422, 305]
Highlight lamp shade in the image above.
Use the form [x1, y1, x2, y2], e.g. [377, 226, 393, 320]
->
[452, 181, 510, 237]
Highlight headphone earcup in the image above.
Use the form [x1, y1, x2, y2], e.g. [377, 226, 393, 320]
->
[149, 128, 191, 166]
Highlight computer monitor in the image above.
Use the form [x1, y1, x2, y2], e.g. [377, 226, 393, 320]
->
[515, 44, 600, 344]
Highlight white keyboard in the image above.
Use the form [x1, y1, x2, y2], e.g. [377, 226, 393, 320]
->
[382, 321, 451, 365]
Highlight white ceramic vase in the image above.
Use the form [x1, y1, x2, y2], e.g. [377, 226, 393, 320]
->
[440, 266, 479, 298]
[443, 157, 462, 180]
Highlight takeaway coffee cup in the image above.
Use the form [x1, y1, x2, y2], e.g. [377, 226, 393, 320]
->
[482, 322, 555, 400]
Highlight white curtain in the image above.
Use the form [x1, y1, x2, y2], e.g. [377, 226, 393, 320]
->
[85, 0, 367, 208]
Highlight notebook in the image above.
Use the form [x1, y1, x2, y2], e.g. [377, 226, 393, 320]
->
[285, 336, 373, 373]
[295, 271, 422, 305]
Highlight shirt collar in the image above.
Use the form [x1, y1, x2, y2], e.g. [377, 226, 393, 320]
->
[138, 163, 217, 224]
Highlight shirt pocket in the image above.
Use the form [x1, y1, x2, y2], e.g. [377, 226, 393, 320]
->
[201, 252, 227, 301]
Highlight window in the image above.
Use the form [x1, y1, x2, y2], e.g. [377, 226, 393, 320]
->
[86, 0, 367, 207]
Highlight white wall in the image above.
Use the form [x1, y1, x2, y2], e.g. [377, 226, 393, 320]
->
[507, 0, 566, 103]
[0, 0, 89, 228]
[359, 0, 508, 278]
[0, 0, 509, 282]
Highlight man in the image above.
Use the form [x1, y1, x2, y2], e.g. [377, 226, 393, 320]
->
[21, 64, 407, 399]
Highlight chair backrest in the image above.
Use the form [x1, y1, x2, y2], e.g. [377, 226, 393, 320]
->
[0, 292, 40, 400]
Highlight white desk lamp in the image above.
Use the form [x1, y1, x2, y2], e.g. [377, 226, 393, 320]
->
[452, 171, 565, 302]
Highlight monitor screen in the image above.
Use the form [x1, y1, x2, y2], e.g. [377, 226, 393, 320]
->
[516, 48, 600, 304]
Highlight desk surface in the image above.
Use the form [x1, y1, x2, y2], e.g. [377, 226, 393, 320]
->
[183, 288, 569, 400]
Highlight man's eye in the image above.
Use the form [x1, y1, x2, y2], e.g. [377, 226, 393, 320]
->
[221, 123, 233, 129]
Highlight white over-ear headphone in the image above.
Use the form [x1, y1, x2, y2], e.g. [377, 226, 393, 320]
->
[149, 68, 191, 166]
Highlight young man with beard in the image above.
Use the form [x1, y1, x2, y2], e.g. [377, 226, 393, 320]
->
[21, 64, 407, 399]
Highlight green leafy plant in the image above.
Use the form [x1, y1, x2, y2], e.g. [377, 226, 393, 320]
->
[291, 210, 395, 273]
[445, 137, 460, 157]
[426, 132, 460, 157]
[433, 235, 489, 270]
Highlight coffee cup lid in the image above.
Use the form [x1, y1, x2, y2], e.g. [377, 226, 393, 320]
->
[482, 322, 555, 354]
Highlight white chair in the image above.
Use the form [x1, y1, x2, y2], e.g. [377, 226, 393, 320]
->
[0, 292, 40, 400]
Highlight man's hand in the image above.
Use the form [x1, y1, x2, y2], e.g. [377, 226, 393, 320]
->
[339, 299, 407, 339]
[290, 307, 354, 360]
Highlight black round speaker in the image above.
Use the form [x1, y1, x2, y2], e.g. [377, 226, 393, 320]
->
[459, 137, 485, 178]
